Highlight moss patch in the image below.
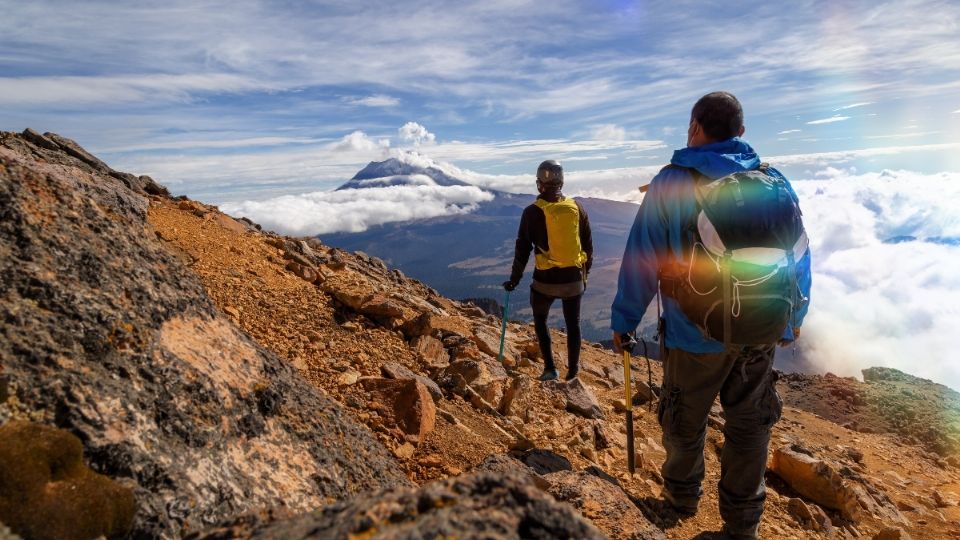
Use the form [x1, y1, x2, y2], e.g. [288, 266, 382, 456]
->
[0, 421, 135, 540]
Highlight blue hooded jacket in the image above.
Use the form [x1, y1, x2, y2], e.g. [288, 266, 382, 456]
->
[610, 138, 812, 353]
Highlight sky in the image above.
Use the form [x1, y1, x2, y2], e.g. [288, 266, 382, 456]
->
[2, 0, 960, 388]
[1, 0, 959, 202]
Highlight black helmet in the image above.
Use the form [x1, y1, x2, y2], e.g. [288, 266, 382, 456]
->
[536, 160, 563, 188]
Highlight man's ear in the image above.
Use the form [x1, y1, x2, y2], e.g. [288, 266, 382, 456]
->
[738, 125, 745, 137]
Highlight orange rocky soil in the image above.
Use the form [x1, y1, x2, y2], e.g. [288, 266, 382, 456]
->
[148, 196, 960, 539]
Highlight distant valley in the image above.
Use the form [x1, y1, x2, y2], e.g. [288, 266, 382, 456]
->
[323, 157, 642, 342]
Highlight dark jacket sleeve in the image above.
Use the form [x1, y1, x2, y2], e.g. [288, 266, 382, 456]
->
[577, 200, 593, 275]
[509, 206, 535, 284]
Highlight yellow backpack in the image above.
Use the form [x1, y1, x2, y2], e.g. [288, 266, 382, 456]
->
[534, 197, 587, 270]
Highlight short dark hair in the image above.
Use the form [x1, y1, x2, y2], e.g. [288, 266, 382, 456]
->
[691, 92, 743, 142]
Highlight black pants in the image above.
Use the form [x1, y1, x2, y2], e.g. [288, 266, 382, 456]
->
[530, 288, 582, 375]
[657, 344, 781, 531]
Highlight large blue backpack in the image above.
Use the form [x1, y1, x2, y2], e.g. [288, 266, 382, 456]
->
[663, 164, 808, 345]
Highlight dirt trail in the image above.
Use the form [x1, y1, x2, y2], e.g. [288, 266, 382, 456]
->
[149, 197, 960, 539]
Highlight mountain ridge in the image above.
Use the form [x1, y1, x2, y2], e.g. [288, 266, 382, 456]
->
[337, 155, 474, 190]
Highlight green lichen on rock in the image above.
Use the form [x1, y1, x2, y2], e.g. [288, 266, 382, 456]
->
[0, 379, 50, 428]
[0, 421, 135, 540]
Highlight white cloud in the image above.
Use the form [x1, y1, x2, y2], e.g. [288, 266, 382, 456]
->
[833, 102, 872, 111]
[589, 124, 626, 141]
[221, 184, 494, 235]
[953, 109, 960, 114]
[347, 94, 400, 107]
[768, 142, 960, 167]
[333, 130, 390, 152]
[778, 129, 801, 135]
[0, 74, 267, 105]
[99, 136, 322, 153]
[397, 122, 436, 146]
[787, 169, 960, 390]
[806, 115, 851, 125]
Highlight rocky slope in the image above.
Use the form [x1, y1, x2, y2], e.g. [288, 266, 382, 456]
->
[0, 130, 422, 537]
[779, 368, 960, 460]
[2, 130, 959, 539]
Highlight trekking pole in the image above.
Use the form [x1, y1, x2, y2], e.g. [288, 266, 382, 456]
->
[498, 289, 511, 365]
[622, 332, 637, 475]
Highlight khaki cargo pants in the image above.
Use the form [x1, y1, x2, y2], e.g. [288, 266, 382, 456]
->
[657, 343, 781, 530]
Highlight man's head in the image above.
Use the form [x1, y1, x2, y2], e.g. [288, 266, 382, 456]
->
[687, 91, 745, 147]
[536, 160, 563, 193]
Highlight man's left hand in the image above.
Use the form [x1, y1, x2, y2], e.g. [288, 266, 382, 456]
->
[778, 326, 801, 347]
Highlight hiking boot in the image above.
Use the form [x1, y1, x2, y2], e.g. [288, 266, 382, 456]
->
[662, 489, 699, 515]
[538, 368, 560, 381]
[564, 369, 579, 381]
[720, 523, 759, 540]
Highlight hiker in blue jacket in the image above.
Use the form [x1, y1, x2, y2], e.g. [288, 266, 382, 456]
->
[611, 92, 811, 540]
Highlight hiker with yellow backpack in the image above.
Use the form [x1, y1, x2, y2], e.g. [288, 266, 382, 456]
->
[503, 160, 593, 382]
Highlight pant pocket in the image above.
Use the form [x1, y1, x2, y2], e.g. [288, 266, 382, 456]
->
[657, 387, 681, 432]
[760, 373, 783, 427]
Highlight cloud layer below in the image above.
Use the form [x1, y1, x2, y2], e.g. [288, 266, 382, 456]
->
[221, 184, 493, 235]
[789, 168, 960, 390]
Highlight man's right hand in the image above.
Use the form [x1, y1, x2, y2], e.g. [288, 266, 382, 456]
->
[502, 280, 517, 292]
[612, 331, 624, 353]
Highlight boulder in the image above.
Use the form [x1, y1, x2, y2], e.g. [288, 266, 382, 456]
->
[358, 294, 406, 321]
[0, 133, 409, 538]
[360, 378, 436, 443]
[471, 324, 519, 364]
[520, 339, 541, 360]
[472, 454, 550, 490]
[213, 214, 250, 235]
[516, 449, 572, 475]
[380, 362, 443, 401]
[282, 249, 314, 269]
[786, 497, 834, 534]
[543, 470, 666, 540]
[769, 445, 861, 520]
[326, 284, 368, 311]
[550, 378, 605, 419]
[284, 261, 319, 283]
[401, 312, 435, 338]
[439, 356, 510, 408]
[189, 472, 606, 540]
[604, 363, 625, 386]
[411, 334, 448, 369]
[874, 527, 912, 540]
[932, 489, 958, 508]
[0, 421, 135, 540]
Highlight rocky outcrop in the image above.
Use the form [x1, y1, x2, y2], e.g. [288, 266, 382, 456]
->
[360, 378, 436, 444]
[0, 130, 409, 538]
[0, 421, 135, 540]
[188, 472, 606, 540]
[380, 361, 443, 401]
[770, 444, 861, 519]
[544, 470, 666, 540]
[552, 378, 605, 419]
[769, 444, 907, 526]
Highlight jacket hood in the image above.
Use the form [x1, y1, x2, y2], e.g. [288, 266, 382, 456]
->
[670, 138, 761, 179]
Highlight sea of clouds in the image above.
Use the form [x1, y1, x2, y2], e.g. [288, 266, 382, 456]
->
[785, 168, 960, 390]
[224, 164, 960, 390]
[221, 183, 493, 235]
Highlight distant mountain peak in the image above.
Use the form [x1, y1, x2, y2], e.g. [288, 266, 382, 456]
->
[338, 154, 473, 190]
